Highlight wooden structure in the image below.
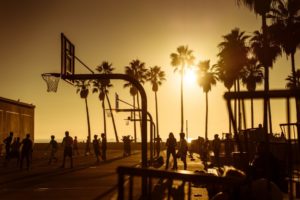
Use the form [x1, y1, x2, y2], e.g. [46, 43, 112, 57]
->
[0, 97, 35, 143]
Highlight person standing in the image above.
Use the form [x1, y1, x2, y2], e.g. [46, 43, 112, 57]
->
[224, 133, 234, 165]
[92, 134, 101, 163]
[101, 133, 107, 161]
[178, 132, 188, 170]
[20, 134, 33, 170]
[11, 137, 21, 165]
[73, 136, 79, 156]
[212, 134, 221, 167]
[165, 132, 177, 170]
[154, 136, 162, 157]
[61, 131, 73, 168]
[3, 132, 13, 162]
[48, 135, 58, 164]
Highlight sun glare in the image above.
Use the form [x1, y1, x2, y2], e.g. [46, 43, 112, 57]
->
[184, 68, 197, 85]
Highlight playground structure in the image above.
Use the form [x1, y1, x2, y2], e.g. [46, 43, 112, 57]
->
[224, 90, 300, 198]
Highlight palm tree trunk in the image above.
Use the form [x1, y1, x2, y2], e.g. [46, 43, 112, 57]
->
[242, 99, 247, 129]
[268, 99, 273, 135]
[251, 98, 254, 128]
[228, 89, 232, 133]
[205, 92, 208, 140]
[137, 93, 142, 135]
[237, 79, 241, 131]
[262, 13, 269, 140]
[102, 99, 107, 137]
[180, 67, 184, 133]
[85, 98, 91, 153]
[155, 91, 159, 138]
[105, 93, 119, 142]
[234, 82, 237, 132]
[133, 95, 137, 143]
[291, 52, 300, 139]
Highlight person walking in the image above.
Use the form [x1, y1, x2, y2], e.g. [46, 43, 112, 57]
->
[92, 134, 101, 163]
[101, 133, 107, 161]
[20, 134, 33, 170]
[177, 132, 188, 170]
[165, 132, 177, 170]
[61, 131, 73, 168]
[212, 134, 221, 167]
[48, 135, 58, 164]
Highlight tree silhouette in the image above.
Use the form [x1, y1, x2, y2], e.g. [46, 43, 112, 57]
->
[241, 58, 264, 128]
[286, 69, 300, 89]
[268, 0, 300, 125]
[217, 28, 249, 131]
[75, 80, 91, 153]
[170, 45, 195, 133]
[146, 66, 166, 138]
[250, 29, 281, 133]
[236, 0, 276, 135]
[197, 60, 218, 140]
[124, 59, 148, 142]
[93, 61, 119, 142]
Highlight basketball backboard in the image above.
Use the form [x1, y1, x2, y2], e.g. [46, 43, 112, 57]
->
[61, 33, 75, 83]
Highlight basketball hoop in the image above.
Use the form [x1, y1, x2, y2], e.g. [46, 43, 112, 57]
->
[41, 73, 60, 92]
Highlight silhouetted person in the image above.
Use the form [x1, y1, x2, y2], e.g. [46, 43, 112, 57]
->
[122, 135, 133, 156]
[212, 134, 221, 167]
[224, 133, 234, 165]
[250, 142, 283, 189]
[165, 132, 177, 170]
[73, 136, 79, 156]
[177, 132, 188, 170]
[154, 136, 162, 157]
[92, 134, 101, 163]
[85, 135, 91, 156]
[3, 132, 13, 162]
[48, 135, 58, 164]
[20, 134, 33, 170]
[61, 131, 73, 168]
[101, 133, 107, 161]
[202, 139, 210, 169]
[11, 137, 21, 165]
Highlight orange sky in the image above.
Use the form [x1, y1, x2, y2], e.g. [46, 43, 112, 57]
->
[0, 0, 299, 142]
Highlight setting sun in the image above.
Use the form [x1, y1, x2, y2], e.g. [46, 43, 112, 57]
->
[184, 68, 197, 85]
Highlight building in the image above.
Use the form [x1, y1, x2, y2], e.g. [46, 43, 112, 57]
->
[0, 97, 35, 143]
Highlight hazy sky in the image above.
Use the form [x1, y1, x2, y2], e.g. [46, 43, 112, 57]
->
[0, 0, 298, 142]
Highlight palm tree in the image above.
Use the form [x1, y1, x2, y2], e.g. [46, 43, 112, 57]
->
[75, 80, 91, 154]
[146, 66, 166, 138]
[241, 58, 264, 128]
[268, 0, 300, 124]
[170, 45, 195, 133]
[93, 61, 119, 142]
[197, 60, 218, 140]
[286, 69, 300, 89]
[250, 30, 282, 133]
[217, 28, 249, 131]
[236, 0, 276, 136]
[124, 59, 148, 142]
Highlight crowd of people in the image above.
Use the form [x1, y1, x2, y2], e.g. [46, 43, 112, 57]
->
[2, 131, 109, 169]
[3, 132, 33, 170]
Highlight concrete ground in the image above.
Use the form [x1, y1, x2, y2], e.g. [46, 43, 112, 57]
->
[0, 146, 208, 200]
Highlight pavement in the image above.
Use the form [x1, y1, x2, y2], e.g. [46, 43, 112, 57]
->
[0, 148, 211, 200]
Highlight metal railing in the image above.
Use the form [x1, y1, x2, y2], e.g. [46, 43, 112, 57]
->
[117, 166, 244, 200]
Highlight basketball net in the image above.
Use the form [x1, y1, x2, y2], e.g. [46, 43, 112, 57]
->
[41, 73, 60, 92]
